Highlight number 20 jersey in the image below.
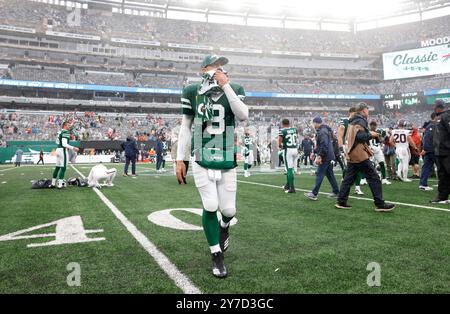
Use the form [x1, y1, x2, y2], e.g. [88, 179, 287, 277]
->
[181, 83, 246, 170]
[391, 129, 411, 150]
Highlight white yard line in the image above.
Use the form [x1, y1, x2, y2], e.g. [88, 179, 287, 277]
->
[70, 165, 201, 294]
[237, 180, 450, 213]
[0, 167, 17, 172]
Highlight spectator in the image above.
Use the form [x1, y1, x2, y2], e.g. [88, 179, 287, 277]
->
[37, 148, 44, 165]
[409, 127, 422, 179]
[335, 102, 395, 212]
[121, 135, 138, 177]
[15, 147, 23, 167]
[431, 100, 450, 203]
[304, 116, 340, 201]
[300, 135, 314, 166]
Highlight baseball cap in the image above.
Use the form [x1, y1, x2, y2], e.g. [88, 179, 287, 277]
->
[313, 116, 322, 124]
[201, 54, 229, 68]
[356, 102, 369, 112]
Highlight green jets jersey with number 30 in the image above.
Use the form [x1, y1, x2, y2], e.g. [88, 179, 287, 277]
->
[181, 83, 245, 170]
[279, 127, 298, 149]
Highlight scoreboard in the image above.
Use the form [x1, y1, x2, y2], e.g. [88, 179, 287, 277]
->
[382, 92, 424, 109]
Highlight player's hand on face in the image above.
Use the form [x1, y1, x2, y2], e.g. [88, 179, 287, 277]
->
[176, 160, 187, 185]
[214, 69, 229, 87]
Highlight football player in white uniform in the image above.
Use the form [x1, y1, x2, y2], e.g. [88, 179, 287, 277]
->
[87, 164, 117, 188]
[176, 55, 248, 278]
[390, 120, 418, 182]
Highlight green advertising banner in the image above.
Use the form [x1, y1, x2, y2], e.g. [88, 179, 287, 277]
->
[426, 93, 450, 105]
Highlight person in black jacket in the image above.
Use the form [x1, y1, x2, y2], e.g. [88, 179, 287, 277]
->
[304, 117, 340, 201]
[335, 103, 395, 212]
[121, 135, 139, 177]
[419, 112, 437, 191]
[431, 100, 450, 203]
[156, 135, 164, 173]
[300, 135, 314, 166]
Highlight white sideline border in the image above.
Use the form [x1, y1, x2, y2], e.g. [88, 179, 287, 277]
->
[237, 180, 450, 213]
[70, 165, 201, 294]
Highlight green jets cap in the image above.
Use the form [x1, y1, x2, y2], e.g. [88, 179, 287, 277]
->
[201, 54, 229, 68]
[356, 102, 369, 112]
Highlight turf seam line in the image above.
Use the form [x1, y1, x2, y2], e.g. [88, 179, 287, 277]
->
[70, 165, 201, 294]
[237, 180, 450, 213]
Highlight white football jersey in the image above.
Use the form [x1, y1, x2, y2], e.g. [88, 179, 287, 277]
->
[392, 129, 411, 149]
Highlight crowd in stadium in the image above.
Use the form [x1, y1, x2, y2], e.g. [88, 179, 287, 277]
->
[0, 111, 180, 143]
[2, 63, 450, 95]
[1, 0, 449, 55]
[0, 106, 435, 147]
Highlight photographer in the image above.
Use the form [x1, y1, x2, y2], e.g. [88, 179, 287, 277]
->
[335, 103, 395, 212]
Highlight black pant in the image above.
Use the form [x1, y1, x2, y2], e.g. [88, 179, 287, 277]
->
[436, 155, 450, 200]
[303, 153, 312, 166]
[37, 157, 44, 164]
[338, 159, 384, 206]
[156, 154, 163, 170]
[124, 156, 136, 175]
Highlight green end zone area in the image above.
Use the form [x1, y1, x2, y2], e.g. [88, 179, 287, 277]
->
[0, 163, 449, 293]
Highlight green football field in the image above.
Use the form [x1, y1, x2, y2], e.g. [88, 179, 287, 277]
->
[0, 162, 449, 293]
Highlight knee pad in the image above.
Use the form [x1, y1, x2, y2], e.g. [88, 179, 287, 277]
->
[221, 207, 236, 218]
[202, 197, 219, 213]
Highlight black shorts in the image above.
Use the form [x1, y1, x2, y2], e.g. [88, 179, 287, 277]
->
[409, 154, 420, 165]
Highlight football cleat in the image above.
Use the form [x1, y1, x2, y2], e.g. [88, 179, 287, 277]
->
[419, 186, 433, 191]
[285, 187, 296, 194]
[354, 187, 364, 195]
[219, 225, 230, 252]
[360, 179, 367, 186]
[212, 252, 227, 278]
[382, 179, 392, 185]
[56, 179, 66, 189]
[327, 193, 339, 199]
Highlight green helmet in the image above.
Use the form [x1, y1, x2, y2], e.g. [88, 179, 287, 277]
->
[201, 54, 229, 68]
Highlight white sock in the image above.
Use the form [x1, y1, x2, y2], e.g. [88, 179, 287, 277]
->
[210, 244, 221, 254]
[51, 178, 56, 186]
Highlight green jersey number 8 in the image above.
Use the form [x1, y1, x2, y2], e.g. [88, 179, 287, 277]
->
[206, 104, 225, 135]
